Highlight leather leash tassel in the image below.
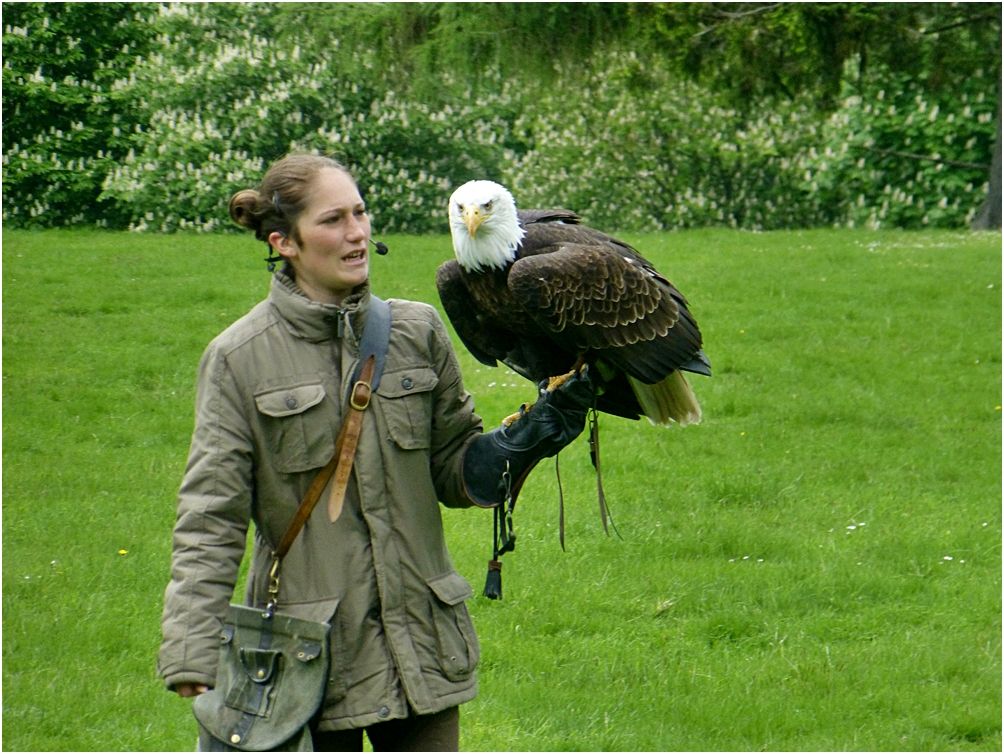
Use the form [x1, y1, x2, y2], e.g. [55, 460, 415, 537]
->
[556, 454, 566, 552]
[589, 407, 610, 536]
[328, 354, 375, 523]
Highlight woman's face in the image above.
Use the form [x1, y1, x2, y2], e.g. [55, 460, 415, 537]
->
[272, 168, 371, 305]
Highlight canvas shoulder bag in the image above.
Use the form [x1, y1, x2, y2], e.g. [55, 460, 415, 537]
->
[192, 297, 392, 752]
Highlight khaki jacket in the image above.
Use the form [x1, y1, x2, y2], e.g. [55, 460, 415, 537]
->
[158, 273, 484, 731]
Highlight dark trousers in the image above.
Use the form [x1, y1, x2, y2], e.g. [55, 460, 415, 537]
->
[312, 706, 460, 752]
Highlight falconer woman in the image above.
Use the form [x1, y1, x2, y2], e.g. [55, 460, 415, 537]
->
[158, 154, 593, 751]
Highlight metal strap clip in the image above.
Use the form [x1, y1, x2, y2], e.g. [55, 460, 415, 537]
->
[262, 553, 280, 618]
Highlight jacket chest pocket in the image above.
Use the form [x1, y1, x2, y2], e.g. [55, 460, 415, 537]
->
[376, 367, 438, 450]
[255, 383, 334, 473]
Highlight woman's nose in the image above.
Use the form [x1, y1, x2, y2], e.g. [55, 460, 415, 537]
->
[345, 214, 367, 241]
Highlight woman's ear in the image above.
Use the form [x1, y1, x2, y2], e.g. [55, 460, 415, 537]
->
[268, 231, 296, 259]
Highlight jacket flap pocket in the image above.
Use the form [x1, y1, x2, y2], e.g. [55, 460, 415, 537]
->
[239, 647, 280, 684]
[376, 367, 439, 399]
[255, 384, 325, 417]
[427, 572, 473, 606]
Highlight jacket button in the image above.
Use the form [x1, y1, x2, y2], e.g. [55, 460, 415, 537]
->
[379, 706, 390, 718]
[369, 608, 381, 621]
[402, 378, 414, 390]
[285, 396, 298, 409]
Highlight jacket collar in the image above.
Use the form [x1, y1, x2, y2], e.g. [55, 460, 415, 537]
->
[268, 272, 371, 344]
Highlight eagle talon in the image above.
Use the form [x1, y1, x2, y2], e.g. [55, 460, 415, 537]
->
[501, 400, 536, 427]
[546, 370, 576, 392]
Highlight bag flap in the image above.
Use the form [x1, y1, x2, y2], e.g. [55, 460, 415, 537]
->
[426, 571, 473, 606]
[376, 367, 439, 398]
[254, 384, 325, 417]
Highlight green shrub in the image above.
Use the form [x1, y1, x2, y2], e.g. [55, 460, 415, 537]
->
[5, 3, 525, 234]
[502, 51, 996, 232]
[1, 2, 158, 228]
[92, 3, 525, 234]
[2, 5, 996, 234]
[503, 51, 835, 231]
[802, 65, 997, 229]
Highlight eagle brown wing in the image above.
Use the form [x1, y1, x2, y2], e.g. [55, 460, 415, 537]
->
[436, 259, 515, 368]
[507, 244, 703, 384]
[517, 208, 581, 226]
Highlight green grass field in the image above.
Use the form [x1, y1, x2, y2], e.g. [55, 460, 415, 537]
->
[3, 227, 1001, 751]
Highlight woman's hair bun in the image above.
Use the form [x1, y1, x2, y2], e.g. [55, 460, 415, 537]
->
[229, 154, 351, 248]
[229, 189, 263, 232]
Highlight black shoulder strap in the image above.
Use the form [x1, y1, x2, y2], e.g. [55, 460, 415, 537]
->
[352, 295, 391, 392]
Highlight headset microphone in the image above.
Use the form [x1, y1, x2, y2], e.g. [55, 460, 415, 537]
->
[370, 239, 389, 256]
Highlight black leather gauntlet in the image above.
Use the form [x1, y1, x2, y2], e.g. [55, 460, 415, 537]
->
[463, 366, 595, 508]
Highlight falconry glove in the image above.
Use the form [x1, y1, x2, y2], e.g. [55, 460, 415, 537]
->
[463, 365, 596, 509]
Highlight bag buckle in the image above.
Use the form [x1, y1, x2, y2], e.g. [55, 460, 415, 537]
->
[350, 379, 371, 410]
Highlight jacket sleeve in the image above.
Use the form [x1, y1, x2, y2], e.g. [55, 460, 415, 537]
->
[427, 311, 484, 508]
[157, 341, 254, 690]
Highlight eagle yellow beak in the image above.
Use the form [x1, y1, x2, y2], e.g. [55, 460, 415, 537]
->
[461, 204, 486, 238]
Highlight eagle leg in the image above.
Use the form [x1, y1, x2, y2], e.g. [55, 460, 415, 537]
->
[503, 357, 588, 427]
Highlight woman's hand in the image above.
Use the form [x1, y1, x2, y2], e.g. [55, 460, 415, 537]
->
[462, 365, 596, 507]
[175, 683, 210, 698]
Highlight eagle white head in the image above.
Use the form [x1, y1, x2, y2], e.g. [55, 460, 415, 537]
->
[448, 180, 525, 272]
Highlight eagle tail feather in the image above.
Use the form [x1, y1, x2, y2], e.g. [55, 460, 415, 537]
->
[628, 371, 701, 427]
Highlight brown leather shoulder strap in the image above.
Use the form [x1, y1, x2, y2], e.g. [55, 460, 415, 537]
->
[327, 355, 375, 523]
[274, 355, 375, 560]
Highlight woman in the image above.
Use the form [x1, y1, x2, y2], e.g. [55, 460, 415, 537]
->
[158, 154, 592, 751]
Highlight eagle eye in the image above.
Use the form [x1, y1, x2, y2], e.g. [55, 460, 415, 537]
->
[485, 201, 493, 211]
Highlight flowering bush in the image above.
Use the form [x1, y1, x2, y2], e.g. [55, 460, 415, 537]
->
[3, 4, 996, 234]
[6, 3, 525, 234]
[109, 4, 529, 233]
[2, 2, 158, 227]
[800, 66, 997, 229]
[503, 52, 996, 232]
[503, 51, 835, 231]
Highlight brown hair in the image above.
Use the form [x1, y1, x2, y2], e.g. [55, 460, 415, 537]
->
[229, 154, 352, 247]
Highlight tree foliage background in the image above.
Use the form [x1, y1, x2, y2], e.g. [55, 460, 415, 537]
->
[3, 1, 1000, 233]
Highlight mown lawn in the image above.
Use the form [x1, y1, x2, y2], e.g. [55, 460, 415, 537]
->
[3, 227, 1000, 751]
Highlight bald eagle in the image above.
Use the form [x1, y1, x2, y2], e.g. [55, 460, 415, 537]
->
[436, 180, 710, 427]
